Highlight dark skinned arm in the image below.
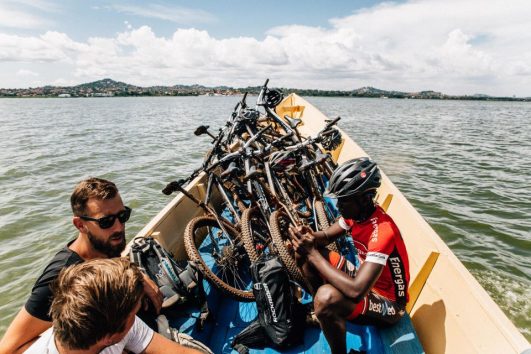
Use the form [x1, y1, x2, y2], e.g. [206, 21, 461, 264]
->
[302, 221, 346, 247]
[290, 225, 384, 303]
[307, 249, 384, 302]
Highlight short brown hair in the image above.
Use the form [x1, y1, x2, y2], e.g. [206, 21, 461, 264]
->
[71, 177, 118, 216]
[50, 258, 144, 350]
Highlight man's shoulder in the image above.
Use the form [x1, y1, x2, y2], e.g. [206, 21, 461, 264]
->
[24, 241, 84, 321]
[46, 241, 83, 270]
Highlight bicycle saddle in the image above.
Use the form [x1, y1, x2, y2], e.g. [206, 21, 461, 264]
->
[243, 165, 264, 181]
[220, 162, 242, 180]
[314, 150, 329, 164]
[284, 115, 302, 129]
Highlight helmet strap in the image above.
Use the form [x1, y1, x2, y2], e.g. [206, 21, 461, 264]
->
[353, 193, 376, 223]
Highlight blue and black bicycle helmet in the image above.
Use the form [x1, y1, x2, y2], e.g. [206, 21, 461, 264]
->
[325, 157, 381, 199]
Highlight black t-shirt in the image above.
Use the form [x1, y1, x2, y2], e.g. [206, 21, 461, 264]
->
[24, 241, 83, 321]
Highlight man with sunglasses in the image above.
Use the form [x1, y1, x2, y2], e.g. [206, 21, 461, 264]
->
[0, 177, 163, 354]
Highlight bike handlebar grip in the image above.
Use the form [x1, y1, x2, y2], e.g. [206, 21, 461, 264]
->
[325, 116, 341, 129]
[162, 179, 188, 195]
[263, 78, 269, 87]
[194, 125, 210, 136]
[162, 181, 178, 195]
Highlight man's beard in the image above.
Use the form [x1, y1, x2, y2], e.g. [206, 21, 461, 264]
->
[87, 231, 126, 258]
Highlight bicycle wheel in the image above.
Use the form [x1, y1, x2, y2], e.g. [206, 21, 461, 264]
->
[184, 215, 254, 301]
[241, 207, 272, 263]
[269, 209, 305, 285]
[314, 200, 339, 253]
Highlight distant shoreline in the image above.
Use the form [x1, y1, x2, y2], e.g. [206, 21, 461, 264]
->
[1, 78, 529, 102]
[2, 95, 530, 102]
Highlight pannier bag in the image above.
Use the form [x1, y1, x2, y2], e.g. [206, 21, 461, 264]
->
[129, 236, 209, 329]
[232, 254, 306, 351]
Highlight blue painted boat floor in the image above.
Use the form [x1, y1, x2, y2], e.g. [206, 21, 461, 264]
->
[166, 281, 384, 353]
[164, 280, 423, 353]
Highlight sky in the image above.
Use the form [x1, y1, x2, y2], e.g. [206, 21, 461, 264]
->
[1, 0, 530, 97]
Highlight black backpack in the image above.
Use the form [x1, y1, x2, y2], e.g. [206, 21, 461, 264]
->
[129, 236, 209, 330]
[232, 254, 306, 352]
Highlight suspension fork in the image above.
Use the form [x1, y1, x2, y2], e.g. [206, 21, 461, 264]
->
[213, 175, 241, 224]
[263, 161, 277, 198]
[272, 174, 303, 227]
[250, 179, 272, 227]
[243, 151, 252, 194]
[309, 168, 323, 198]
[304, 168, 325, 231]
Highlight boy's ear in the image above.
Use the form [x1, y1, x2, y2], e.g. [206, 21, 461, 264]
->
[99, 332, 121, 348]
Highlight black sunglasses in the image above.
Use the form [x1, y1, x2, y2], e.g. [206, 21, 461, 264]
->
[80, 206, 132, 229]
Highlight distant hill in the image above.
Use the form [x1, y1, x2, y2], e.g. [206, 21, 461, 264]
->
[73, 78, 140, 91]
[1, 78, 529, 101]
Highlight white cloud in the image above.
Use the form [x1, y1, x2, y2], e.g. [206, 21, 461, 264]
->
[0, 31, 83, 62]
[16, 69, 39, 76]
[111, 4, 216, 24]
[0, 0, 530, 96]
[0, 0, 59, 29]
[0, 4, 49, 29]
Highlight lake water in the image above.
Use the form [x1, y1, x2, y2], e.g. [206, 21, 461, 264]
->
[0, 96, 529, 340]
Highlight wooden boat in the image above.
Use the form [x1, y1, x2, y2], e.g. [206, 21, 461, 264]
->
[130, 93, 530, 353]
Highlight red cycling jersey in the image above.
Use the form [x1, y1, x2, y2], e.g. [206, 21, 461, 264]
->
[340, 206, 410, 307]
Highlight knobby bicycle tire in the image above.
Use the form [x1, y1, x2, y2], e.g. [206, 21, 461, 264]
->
[241, 207, 272, 263]
[314, 200, 339, 253]
[269, 209, 305, 285]
[184, 215, 254, 301]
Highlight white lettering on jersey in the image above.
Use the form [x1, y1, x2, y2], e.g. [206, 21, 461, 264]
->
[369, 217, 378, 243]
[389, 256, 406, 297]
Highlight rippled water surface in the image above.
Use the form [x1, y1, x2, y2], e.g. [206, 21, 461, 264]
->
[0, 96, 529, 339]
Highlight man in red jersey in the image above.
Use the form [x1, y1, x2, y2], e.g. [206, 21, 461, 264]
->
[290, 158, 410, 354]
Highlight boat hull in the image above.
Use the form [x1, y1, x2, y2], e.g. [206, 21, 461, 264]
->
[130, 93, 529, 353]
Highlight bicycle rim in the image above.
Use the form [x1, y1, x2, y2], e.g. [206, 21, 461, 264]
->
[241, 207, 272, 263]
[184, 215, 254, 301]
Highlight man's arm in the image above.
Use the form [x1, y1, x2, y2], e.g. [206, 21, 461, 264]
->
[299, 221, 345, 247]
[307, 251, 384, 302]
[290, 225, 384, 303]
[142, 332, 201, 354]
[0, 307, 51, 354]
[141, 273, 163, 314]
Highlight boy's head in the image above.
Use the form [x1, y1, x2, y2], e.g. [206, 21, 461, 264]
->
[50, 258, 144, 350]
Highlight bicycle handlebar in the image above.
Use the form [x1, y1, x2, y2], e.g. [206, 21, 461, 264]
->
[256, 78, 269, 107]
[324, 116, 341, 130]
[284, 116, 341, 152]
[204, 123, 272, 172]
